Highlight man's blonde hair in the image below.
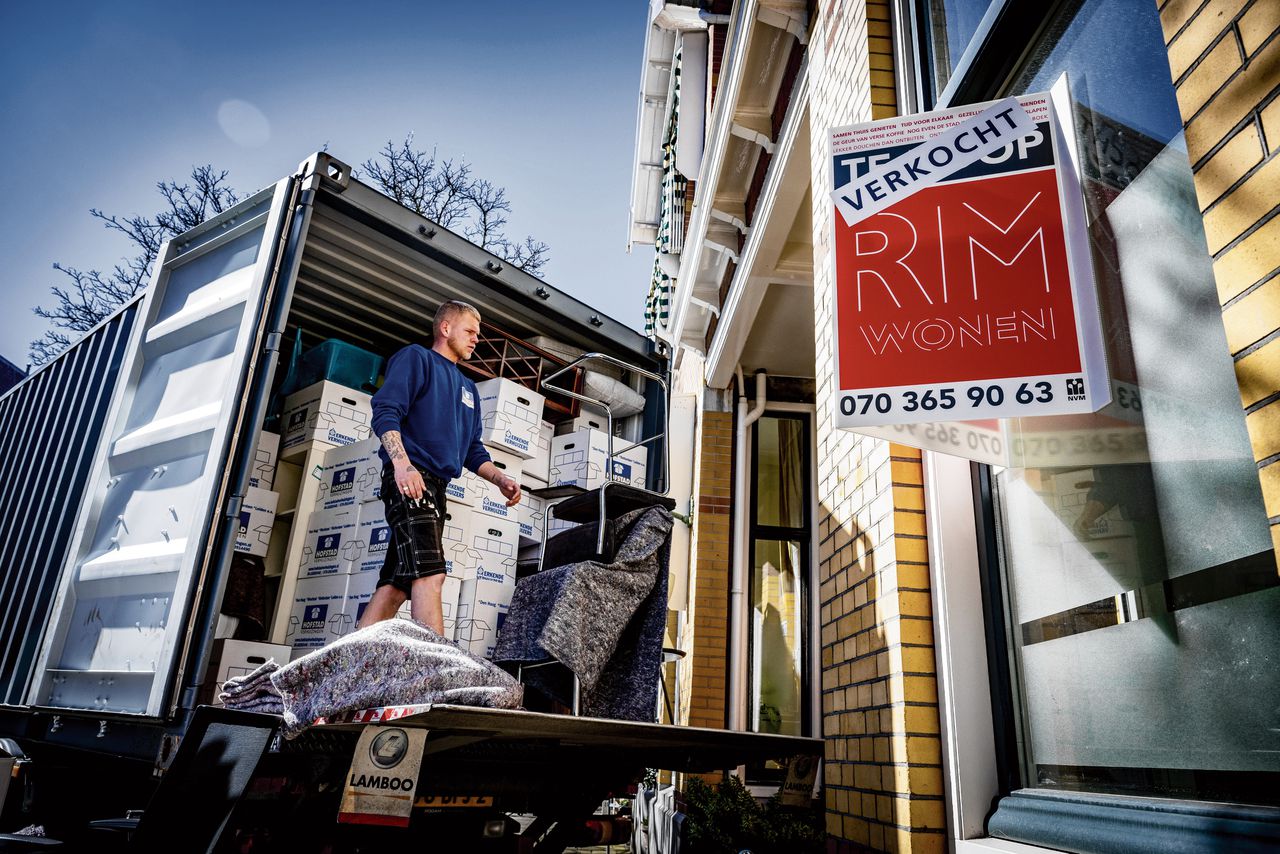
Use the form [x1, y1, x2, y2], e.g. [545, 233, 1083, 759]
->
[433, 300, 481, 339]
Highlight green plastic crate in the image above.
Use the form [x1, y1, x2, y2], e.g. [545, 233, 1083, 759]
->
[293, 339, 384, 393]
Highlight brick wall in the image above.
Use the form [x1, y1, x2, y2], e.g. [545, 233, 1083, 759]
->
[867, 0, 898, 119]
[685, 409, 734, 730]
[1158, 0, 1280, 564]
[809, 2, 944, 851]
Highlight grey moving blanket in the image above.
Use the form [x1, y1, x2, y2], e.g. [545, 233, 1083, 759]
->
[220, 619, 523, 736]
[494, 505, 673, 721]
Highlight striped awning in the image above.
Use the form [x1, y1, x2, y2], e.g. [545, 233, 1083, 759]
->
[645, 258, 673, 338]
[656, 43, 687, 256]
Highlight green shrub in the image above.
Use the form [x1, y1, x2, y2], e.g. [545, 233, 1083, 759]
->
[681, 775, 824, 854]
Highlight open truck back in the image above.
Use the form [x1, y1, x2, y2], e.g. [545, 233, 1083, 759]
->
[0, 153, 820, 849]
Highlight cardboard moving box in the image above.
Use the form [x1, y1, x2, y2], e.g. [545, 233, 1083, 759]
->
[518, 488, 547, 544]
[470, 515, 520, 585]
[286, 574, 354, 653]
[234, 487, 279, 557]
[524, 421, 554, 483]
[447, 466, 486, 507]
[455, 575, 515, 660]
[315, 438, 382, 511]
[282, 380, 373, 459]
[550, 428, 648, 491]
[298, 508, 358, 577]
[476, 377, 546, 459]
[250, 430, 280, 489]
[474, 447, 525, 522]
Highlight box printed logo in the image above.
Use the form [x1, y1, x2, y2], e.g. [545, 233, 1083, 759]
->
[238, 510, 251, 538]
[369, 526, 392, 554]
[330, 466, 356, 495]
[316, 533, 341, 560]
[289, 407, 309, 430]
[302, 604, 328, 632]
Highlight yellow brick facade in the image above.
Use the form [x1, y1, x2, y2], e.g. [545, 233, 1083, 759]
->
[685, 409, 734, 731]
[1157, 0, 1280, 562]
[809, 1, 944, 850]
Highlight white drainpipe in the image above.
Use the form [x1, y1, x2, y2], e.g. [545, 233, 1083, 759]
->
[729, 366, 767, 732]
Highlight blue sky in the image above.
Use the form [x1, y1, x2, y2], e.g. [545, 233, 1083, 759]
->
[0, 1, 653, 367]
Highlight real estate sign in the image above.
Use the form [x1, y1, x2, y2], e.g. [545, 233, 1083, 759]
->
[828, 92, 1108, 431]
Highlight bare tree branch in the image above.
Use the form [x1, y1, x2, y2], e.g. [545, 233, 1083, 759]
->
[494, 236, 551, 278]
[362, 134, 550, 277]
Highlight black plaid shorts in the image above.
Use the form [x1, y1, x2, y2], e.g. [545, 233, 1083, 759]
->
[376, 463, 449, 593]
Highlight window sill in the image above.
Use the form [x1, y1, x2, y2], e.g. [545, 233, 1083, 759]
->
[987, 788, 1280, 853]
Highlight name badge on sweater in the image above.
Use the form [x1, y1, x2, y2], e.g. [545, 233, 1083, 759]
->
[461, 389, 474, 408]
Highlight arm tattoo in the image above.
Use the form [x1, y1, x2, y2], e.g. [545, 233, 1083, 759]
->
[381, 430, 409, 464]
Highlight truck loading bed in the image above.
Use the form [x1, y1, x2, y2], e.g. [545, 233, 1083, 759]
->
[305, 702, 822, 772]
[228, 705, 823, 852]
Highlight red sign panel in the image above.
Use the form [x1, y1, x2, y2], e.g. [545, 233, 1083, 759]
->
[829, 94, 1107, 429]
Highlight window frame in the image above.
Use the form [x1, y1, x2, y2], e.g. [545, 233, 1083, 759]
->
[744, 407, 815, 784]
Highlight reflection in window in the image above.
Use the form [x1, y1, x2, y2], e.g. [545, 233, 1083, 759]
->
[921, 0, 996, 96]
[756, 416, 805, 528]
[992, 0, 1279, 807]
[752, 539, 805, 737]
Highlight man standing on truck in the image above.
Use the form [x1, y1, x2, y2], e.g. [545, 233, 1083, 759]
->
[358, 300, 521, 634]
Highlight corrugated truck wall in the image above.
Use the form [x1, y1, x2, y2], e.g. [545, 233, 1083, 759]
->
[0, 300, 141, 706]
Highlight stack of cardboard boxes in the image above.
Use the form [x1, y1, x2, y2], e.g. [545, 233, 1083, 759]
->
[545, 408, 650, 537]
[276, 376, 549, 661]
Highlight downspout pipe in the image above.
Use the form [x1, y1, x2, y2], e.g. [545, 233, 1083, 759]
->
[729, 366, 767, 732]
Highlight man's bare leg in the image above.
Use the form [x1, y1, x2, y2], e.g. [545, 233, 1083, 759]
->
[358, 584, 407, 629]
[409, 574, 447, 635]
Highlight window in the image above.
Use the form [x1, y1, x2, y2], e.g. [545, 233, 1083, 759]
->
[986, 0, 1279, 810]
[918, 0, 997, 101]
[748, 413, 813, 779]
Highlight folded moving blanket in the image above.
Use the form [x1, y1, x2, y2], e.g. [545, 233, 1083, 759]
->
[218, 620, 523, 736]
[278, 620, 522, 736]
[219, 660, 280, 700]
[494, 506, 672, 721]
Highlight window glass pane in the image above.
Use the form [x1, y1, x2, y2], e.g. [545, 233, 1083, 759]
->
[923, 0, 996, 93]
[756, 416, 805, 528]
[751, 539, 805, 739]
[992, 0, 1279, 806]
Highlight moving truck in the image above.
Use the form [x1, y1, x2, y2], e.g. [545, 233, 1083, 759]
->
[0, 153, 818, 850]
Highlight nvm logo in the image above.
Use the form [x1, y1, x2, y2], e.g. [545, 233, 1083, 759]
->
[1066, 377, 1085, 401]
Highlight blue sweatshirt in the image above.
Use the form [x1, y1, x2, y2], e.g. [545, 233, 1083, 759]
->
[370, 345, 491, 480]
